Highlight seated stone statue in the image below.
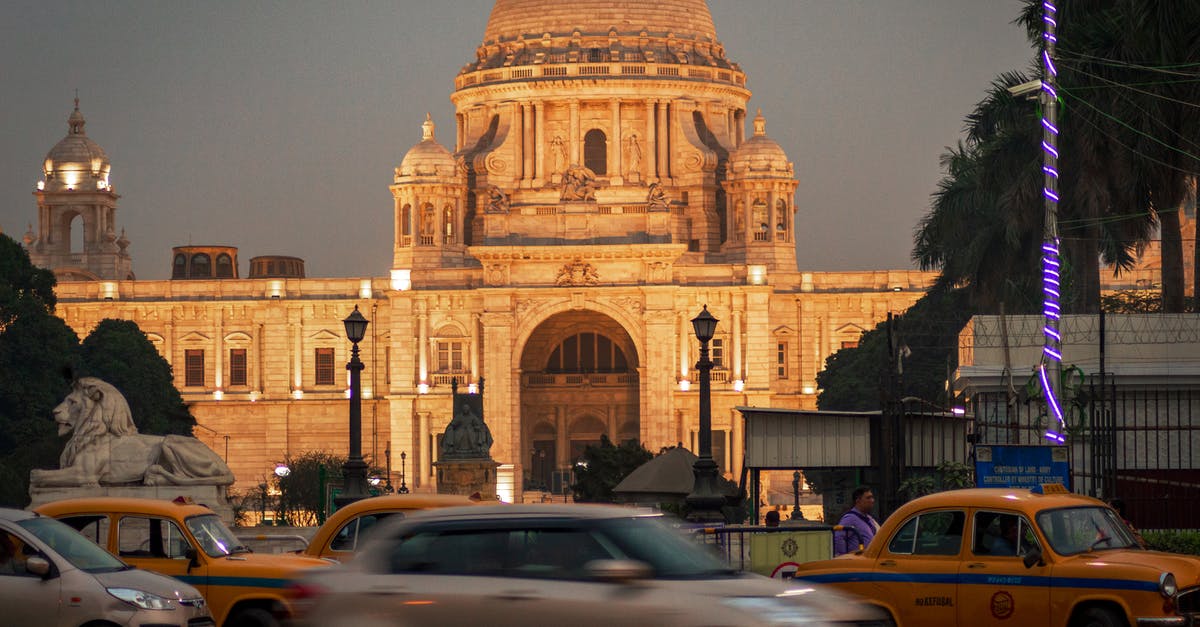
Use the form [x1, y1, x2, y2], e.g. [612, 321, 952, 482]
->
[30, 377, 234, 487]
[440, 402, 493, 461]
[560, 164, 597, 201]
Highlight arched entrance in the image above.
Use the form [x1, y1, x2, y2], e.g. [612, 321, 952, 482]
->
[519, 310, 639, 493]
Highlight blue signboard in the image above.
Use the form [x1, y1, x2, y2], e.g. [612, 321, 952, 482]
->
[975, 445, 1071, 491]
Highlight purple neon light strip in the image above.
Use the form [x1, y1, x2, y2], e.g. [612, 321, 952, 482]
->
[1041, 1, 1065, 444]
[1039, 365, 1065, 422]
[1043, 51, 1058, 76]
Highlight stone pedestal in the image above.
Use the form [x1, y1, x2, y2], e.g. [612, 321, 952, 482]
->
[29, 484, 234, 525]
[435, 460, 500, 500]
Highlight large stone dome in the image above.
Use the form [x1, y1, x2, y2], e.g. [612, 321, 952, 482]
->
[483, 0, 718, 42]
[42, 100, 112, 192]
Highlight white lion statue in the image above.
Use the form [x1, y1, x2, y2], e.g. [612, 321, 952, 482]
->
[30, 377, 235, 487]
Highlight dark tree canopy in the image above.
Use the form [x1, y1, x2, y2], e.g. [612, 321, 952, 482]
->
[78, 318, 195, 436]
[0, 234, 78, 507]
[817, 287, 975, 412]
[571, 435, 654, 503]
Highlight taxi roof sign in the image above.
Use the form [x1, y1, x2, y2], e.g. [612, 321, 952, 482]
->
[1035, 483, 1070, 495]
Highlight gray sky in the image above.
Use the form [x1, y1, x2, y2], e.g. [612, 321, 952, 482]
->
[0, 1, 1034, 280]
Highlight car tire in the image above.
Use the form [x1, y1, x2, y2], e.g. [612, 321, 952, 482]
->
[1071, 607, 1125, 627]
[226, 607, 279, 627]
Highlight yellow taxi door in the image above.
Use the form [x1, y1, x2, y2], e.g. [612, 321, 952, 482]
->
[957, 511, 1050, 627]
[113, 514, 210, 600]
[874, 509, 965, 627]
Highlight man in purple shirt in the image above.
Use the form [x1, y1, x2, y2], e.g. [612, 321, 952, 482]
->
[834, 486, 880, 555]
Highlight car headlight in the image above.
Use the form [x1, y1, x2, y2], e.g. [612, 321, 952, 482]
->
[721, 597, 830, 626]
[1160, 572, 1178, 598]
[107, 588, 177, 610]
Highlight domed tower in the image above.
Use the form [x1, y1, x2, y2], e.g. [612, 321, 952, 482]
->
[390, 114, 469, 280]
[722, 110, 798, 269]
[27, 99, 133, 281]
[449, 0, 759, 255]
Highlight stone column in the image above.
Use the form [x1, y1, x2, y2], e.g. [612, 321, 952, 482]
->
[512, 103, 524, 181]
[291, 308, 303, 393]
[569, 99, 580, 165]
[420, 411, 432, 481]
[534, 102, 545, 186]
[555, 408, 568, 469]
[215, 308, 224, 391]
[768, 190, 778, 241]
[470, 313, 480, 384]
[522, 103, 534, 187]
[645, 100, 657, 183]
[744, 191, 754, 244]
[732, 309, 742, 383]
[656, 102, 669, 180]
[418, 310, 428, 386]
[456, 112, 465, 152]
[679, 311, 690, 380]
[609, 99, 622, 184]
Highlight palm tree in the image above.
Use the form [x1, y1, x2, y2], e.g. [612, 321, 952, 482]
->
[1020, 0, 1200, 312]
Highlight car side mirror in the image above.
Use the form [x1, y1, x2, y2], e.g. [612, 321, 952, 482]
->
[1022, 547, 1043, 569]
[26, 555, 52, 579]
[584, 559, 652, 583]
[184, 546, 199, 572]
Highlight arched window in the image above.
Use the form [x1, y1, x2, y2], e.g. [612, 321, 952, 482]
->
[69, 214, 84, 255]
[546, 332, 628, 373]
[776, 198, 789, 241]
[190, 253, 211, 278]
[172, 254, 187, 279]
[400, 204, 412, 237]
[752, 199, 768, 241]
[215, 254, 234, 278]
[583, 129, 607, 175]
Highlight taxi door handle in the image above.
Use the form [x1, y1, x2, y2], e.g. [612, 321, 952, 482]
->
[879, 560, 896, 567]
[966, 563, 987, 569]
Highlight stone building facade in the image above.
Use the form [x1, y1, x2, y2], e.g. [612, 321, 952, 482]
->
[30, 1, 934, 500]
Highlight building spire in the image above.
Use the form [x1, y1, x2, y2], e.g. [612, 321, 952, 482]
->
[421, 112, 435, 141]
[69, 92, 86, 135]
[753, 108, 766, 137]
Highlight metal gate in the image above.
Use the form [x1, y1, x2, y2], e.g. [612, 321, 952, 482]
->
[971, 383, 1200, 530]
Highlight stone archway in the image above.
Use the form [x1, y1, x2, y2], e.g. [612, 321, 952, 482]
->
[519, 310, 639, 494]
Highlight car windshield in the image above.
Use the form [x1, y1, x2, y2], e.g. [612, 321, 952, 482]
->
[1035, 506, 1141, 555]
[19, 517, 127, 573]
[596, 516, 733, 578]
[185, 514, 249, 557]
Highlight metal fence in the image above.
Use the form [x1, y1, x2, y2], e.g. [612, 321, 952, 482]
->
[971, 384, 1200, 530]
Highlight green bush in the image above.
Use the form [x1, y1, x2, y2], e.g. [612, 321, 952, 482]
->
[1143, 530, 1200, 555]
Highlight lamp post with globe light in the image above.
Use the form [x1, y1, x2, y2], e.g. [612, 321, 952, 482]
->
[686, 305, 725, 523]
[336, 305, 370, 507]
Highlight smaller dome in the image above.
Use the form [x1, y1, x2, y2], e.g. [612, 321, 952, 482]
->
[396, 114, 459, 181]
[42, 99, 112, 192]
[727, 109, 793, 178]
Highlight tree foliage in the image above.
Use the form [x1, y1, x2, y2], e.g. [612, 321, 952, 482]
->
[817, 287, 975, 412]
[273, 450, 346, 526]
[0, 234, 78, 507]
[79, 318, 194, 436]
[571, 435, 654, 503]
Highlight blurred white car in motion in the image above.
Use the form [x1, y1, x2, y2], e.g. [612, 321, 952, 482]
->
[290, 503, 891, 627]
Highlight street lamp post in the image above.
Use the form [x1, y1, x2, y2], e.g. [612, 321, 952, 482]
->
[398, 451, 409, 494]
[336, 305, 370, 507]
[686, 305, 725, 523]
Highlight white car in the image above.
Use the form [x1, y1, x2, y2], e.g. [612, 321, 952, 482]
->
[289, 503, 890, 627]
[0, 507, 212, 627]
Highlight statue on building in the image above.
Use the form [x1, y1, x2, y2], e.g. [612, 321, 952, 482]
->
[647, 182, 669, 211]
[486, 185, 510, 214]
[30, 377, 234, 487]
[623, 133, 642, 181]
[560, 164, 597, 201]
[550, 135, 568, 176]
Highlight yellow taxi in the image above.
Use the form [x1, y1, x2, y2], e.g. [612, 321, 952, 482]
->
[303, 493, 479, 562]
[36, 497, 329, 627]
[794, 486, 1200, 627]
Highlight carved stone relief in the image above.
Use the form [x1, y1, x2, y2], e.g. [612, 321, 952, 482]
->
[555, 259, 599, 286]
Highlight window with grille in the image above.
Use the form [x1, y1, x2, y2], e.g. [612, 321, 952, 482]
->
[711, 338, 725, 368]
[315, 348, 336, 386]
[437, 341, 465, 373]
[229, 349, 247, 386]
[185, 350, 204, 387]
[777, 342, 788, 378]
[546, 332, 629, 373]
